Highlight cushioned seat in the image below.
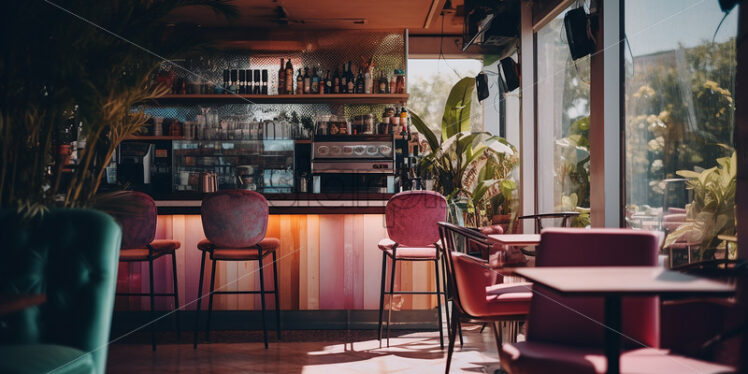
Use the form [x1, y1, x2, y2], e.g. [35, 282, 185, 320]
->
[377, 238, 437, 259]
[119, 240, 180, 261]
[0, 344, 95, 374]
[500, 344, 735, 374]
[485, 282, 532, 315]
[197, 238, 279, 260]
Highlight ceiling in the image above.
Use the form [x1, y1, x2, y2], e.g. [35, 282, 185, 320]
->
[164, 0, 463, 35]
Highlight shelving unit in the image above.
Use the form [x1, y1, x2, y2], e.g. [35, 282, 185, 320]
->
[141, 93, 409, 105]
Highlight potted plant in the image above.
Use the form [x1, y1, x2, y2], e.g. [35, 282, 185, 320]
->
[663, 148, 736, 261]
[411, 77, 519, 226]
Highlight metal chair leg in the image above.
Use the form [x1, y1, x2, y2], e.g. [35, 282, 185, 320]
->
[434, 257, 444, 350]
[148, 257, 157, 351]
[272, 251, 281, 340]
[193, 251, 206, 349]
[258, 256, 269, 349]
[387, 256, 397, 347]
[441, 256, 452, 341]
[206, 259, 216, 341]
[377, 252, 387, 341]
[445, 301, 459, 374]
[171, 253, 181, 340]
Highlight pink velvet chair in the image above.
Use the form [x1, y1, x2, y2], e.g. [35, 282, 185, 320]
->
[439, 222, 532, 373]
[193, 190, 280, 349]
[499, 228, 734, 374]
[111, 191, 182, 351]
[377, 191, 447, 348]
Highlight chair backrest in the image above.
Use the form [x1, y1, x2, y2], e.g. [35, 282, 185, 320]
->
[439, 222, 495, 318]
[528, 228, 661, 349]
[385, 191, 447, 247]
[0, 209, 122, 374]
[201, 190, 269, 248]
[107, 191, 156, 249]
[516, 211, 580, 233]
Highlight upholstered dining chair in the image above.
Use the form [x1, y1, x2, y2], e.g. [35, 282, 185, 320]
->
[377, 190, 447, 348]
[193, 190, 280, 349]
[110, 191, 181, 351]
[499, 228, 733, 374]
[439, 222, 532, 373]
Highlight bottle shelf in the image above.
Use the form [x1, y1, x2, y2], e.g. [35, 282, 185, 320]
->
[142, 93, 409, 105]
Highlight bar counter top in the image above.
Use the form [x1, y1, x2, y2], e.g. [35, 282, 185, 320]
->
[156, 192, 394, 214]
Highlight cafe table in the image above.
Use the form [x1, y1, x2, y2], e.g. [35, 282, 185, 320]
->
[514, 266, 735, 374]
[486, 234, 541, 247]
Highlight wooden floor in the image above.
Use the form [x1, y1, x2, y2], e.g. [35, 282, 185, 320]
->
[107, 324, 511, 373]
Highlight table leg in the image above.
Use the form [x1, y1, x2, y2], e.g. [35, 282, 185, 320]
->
[604, 295, 622, 374]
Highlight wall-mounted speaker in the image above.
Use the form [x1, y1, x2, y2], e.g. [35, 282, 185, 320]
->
[564, 7, 596, 60]
[476, 72, 489, 102]
[500, 57, 520, 92]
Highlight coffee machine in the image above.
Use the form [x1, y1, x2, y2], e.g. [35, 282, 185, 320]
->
[118, 142, 154, 186]
[311, 134, 395, 193]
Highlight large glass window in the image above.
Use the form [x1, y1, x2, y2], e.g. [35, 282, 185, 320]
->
[535, 5, 591, 226]
[407, 59, 483, 137]
[624, 0, 738, 263]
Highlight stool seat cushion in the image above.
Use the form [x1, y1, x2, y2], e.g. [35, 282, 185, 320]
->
[499, 344, 735, 374]
[0, 343, 95, 374]
[198, 238, 280, 261]
[119, 240, 181, 261]
[378, 238, 438, 259]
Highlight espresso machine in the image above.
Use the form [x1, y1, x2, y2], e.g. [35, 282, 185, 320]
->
[311, 134, 395, 193]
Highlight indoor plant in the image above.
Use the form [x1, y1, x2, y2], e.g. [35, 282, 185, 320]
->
[663, 148, 736, 260]
[411, 77, 519, 226]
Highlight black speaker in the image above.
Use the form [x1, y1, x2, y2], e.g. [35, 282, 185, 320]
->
[500, 57, 520, 92]
[476, 72, 489, 102]
[564, 7, 595, 60]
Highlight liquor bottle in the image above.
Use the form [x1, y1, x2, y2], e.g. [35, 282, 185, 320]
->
[318, 70, 326, 95]
[346, 62, 355, 93]
[364, 67, 372, 94]
[340, 64, 348, 93]
[332, 68, 340, 94]
[230, 69, 238, 94]
[303, 67, 311, 94]
[356, 67, 366, 93]
[248, 70, 254, 94]
[325, 70, 332, 94]
[238, 70, 246, 94]
[378, 71, 388, 94]
[261, 69, 268, 95]
[278, 58, 285, 95]
[295, 69, 303, 95]
[254, 70, 261, 94]
[285, 59, 294, 94]
[311, 67, 319, 94]
[222, 69, 230, 93]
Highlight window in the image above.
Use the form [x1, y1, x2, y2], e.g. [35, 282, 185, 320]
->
[624, 0, 738, 262]
[407, 59, 483, 138]
[535, 4, 591, 225]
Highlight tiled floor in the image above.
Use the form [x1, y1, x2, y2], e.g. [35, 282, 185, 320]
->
[107, 324, 509, 373]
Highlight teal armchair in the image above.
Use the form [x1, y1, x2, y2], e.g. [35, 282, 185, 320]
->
[0, 209, 122, 374]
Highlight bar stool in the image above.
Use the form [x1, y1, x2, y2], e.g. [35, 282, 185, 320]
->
[193, 190, 280, 349]
[377, 190, 447, 348]
[112, 191, 182, 351]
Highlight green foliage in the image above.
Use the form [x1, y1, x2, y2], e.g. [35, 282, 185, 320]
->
[664, 150, 736, 260]
[0, 1, 237, 215]
[441, 77, 476, 142]
[556, 116, 591, 212]
[411, 79, 519, 226]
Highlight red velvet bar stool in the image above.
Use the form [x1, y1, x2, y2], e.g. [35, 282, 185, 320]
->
[377, 190, 448, 348]
[193, 190, 280, 349]
[112, 191, 182, 351]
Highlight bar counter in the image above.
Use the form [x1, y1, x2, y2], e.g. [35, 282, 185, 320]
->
[115, 191, 440, 323]
[154, 192, 393, 215]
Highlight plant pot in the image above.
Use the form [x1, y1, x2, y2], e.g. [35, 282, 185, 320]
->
[491, 214, 516, 234]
